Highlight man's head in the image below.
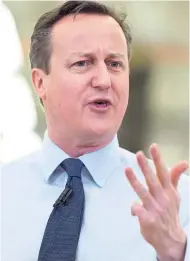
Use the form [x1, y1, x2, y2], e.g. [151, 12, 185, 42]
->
[30, 1, 132, 151]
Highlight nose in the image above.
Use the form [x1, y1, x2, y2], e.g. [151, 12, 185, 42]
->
[91, 63, 111, 90]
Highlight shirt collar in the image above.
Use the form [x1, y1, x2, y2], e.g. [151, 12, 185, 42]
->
[41, 132, 121, 187]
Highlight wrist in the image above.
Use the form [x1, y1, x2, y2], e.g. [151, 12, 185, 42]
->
[157, 233, 187, 261]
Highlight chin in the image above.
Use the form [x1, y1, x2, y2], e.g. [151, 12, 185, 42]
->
[85, 124, 116, 141]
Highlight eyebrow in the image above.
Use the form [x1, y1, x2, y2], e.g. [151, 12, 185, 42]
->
[68, 52, 126, 60]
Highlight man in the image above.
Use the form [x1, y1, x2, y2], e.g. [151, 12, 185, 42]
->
[1, 1, 189, 261]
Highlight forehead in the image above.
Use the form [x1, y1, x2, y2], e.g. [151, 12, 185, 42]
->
[51, 14, 127, 56]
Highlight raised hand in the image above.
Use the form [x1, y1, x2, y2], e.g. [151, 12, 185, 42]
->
[125, 144, 189, 261]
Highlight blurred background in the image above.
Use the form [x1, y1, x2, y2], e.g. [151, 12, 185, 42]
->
[0, 1, 189, 167]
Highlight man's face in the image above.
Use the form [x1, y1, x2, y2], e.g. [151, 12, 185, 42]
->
[41, 14, 129, 143]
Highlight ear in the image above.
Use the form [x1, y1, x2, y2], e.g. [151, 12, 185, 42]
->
[31, 68, 47, 103]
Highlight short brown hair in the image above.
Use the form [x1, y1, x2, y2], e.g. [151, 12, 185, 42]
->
[30, 0, 132, 73]
[29, 1, 132, 105]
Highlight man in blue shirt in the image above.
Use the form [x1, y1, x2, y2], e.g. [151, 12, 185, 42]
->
[1, 1, 189, 261]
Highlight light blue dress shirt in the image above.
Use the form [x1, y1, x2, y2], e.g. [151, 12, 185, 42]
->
[1, 134, 189, 261]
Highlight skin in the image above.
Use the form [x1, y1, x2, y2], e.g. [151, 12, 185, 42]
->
[32, 13, 188, 261]
[32, 14, 129, 156]
[126, 145, 188, 261]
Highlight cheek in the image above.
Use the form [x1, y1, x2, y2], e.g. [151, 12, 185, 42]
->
[50, 78, 86, 113]
[48, 75, 73, 102]
[117, 80, 129, 104]
[116, 82, 129, 117]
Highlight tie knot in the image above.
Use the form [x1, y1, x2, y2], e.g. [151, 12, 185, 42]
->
[61, 158, 84, 178]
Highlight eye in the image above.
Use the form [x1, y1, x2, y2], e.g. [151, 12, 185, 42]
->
[73, 60, 90, 67]
[108, 61, 122, 68]
[106, 61, 124, 71]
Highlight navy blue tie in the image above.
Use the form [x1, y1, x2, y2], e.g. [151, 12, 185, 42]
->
[38, 158, 85, 261]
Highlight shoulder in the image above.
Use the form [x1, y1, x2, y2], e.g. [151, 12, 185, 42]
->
[118, 147, 138, 166]
[1, 150, 42, 180]
[118, 147, 155, 179]
[118, 146, 189, 190]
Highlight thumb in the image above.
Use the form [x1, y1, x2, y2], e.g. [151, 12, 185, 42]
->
[131, 202, 147, 219]
[170, 161, 189, 188]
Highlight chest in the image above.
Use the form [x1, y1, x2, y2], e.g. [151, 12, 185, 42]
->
[2, 181, 156, 261]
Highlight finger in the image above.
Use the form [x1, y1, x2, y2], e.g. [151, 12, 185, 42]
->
[150, 144, 170, 188]
[136, 151, 163, 199]
[131, 202, 148, 219]
[131, 202, 151, 227]
[170, 161, 189, 188]
[125, 167, 156, 210]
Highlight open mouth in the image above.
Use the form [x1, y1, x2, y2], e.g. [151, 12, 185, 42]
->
[92, 100, 110, 107]
[88, 99, 111, 111]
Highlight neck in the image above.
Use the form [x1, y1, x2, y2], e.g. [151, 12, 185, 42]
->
[47, 130, 114, 157]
